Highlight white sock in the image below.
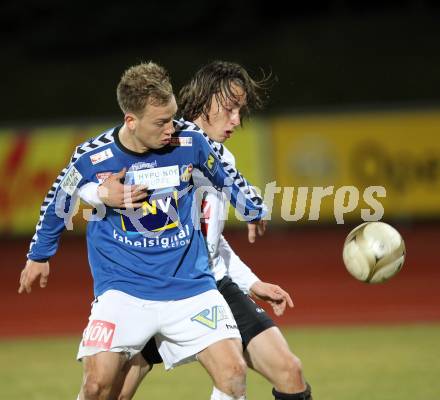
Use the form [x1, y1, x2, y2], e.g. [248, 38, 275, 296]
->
[210, 386, 246, 400]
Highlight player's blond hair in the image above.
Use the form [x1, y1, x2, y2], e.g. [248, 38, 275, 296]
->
[117, 62, 173, 116]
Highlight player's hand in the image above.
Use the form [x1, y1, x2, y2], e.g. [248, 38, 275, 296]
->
[18, 260, 50, 294]
[247, 220, 267, 243]
[98, 168, 148, 208]
[249, 281, 294, 317]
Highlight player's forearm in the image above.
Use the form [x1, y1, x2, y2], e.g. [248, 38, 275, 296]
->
[78, 182, 103, 207]
[197, 134, 267, 221]
[28, 150, 89, 261]
[27, 204, 67, 261]
[219, 235, 260, 293]
[228, 260, 260, 293]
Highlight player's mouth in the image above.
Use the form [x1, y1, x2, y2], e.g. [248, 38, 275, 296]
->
[161, 138, 171, 144]
[224, 130, 233, 139]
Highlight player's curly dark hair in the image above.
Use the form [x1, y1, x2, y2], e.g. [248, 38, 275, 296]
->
[117, 61, 173, 116]
[178, 61, 270, 123]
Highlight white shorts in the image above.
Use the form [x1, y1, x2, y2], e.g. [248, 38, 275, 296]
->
[77, 289, 240, 369]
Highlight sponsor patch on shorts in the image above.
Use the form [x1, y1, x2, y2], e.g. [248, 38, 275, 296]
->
[82, 320, 115, 350]
[191, 305, 230, 330]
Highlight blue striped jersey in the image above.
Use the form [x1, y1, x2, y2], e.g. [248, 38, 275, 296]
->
[27, 121, 266, 300]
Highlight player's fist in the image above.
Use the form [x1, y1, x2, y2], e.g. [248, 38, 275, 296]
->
[98, 168, 148, 208]
[247, 220, 267, 243]
[249, 281, 294, 316]
[18, 260, 50, 294]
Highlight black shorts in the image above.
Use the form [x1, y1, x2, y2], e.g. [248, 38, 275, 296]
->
[216, 276, 275, 348]
[141, 276, 275, 364]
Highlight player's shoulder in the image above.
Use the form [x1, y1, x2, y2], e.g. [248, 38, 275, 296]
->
[173, 119, 231, 163]
[172, 119, 203, 143]
[220, 145, 235, 165]
[70, 126, 116, 167]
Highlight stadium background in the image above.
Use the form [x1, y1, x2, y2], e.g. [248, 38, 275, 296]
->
[1, 1, 439, 399]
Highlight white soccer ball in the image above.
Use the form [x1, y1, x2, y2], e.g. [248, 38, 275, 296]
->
[342, 222, 406, 284]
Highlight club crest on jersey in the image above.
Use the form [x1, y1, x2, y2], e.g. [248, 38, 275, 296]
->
[170, 137, 193, 147]
[90, 149, 114, 165]
[120, 189, 180, 233]
[204, 153, 219, 176]
[180, 164, 193, 182]
[191, 305, 229, 330]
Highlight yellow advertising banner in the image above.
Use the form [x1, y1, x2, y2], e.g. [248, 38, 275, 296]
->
[271, 110, 440, 223]
[1, 111, 439, 234]
[0, 125, 108, 234]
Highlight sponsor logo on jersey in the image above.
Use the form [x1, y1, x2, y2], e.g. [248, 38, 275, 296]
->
[191, 305, 230, 330]
[170, 137, 193, 147]
[180, 164, 193, 182]
[204, 153, 219, 176]
[90, 148, 114, 165]
[131, 160, 158, 171]
[82, 320, 115, 350]
[61, 166, 82, 195]
[120, 189, 180, 233]
[96, 172, 112, 184]
[112, 224, 191, 249]
[129, 165, 180, 190]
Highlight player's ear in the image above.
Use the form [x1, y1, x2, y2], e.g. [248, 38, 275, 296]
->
[125, 113, 137, 130]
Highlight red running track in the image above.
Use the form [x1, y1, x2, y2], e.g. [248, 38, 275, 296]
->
[1, 224, 439, 337]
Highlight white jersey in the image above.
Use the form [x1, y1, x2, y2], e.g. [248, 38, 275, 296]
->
[192, 145, 260, 293]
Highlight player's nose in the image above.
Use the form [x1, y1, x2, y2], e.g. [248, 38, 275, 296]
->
[164, 121, 175, 135]
[230, 110, 240, 126]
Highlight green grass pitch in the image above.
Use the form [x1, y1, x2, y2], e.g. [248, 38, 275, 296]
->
[1, 324, 439, 399]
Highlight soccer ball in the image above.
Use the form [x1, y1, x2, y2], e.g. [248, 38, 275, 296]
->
[342, 222, 406, 284]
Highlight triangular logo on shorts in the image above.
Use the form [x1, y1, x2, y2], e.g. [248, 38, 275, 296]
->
[191, 306, 220, 329]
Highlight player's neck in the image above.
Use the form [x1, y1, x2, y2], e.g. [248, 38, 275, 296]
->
[193, 116, 205, 132]
[118, 124, 150, 154]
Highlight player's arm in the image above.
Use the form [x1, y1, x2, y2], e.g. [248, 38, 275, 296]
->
[19, 147, 91, 294]
[78, 168, 147, 208]
[218, 234, 259, 292]
[194, 132, 267, 226]
[218, 234, 293, 316]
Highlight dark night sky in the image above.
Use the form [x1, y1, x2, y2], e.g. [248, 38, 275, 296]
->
[1, 0, 439, 123]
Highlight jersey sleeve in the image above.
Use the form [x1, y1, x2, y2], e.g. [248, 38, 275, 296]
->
[218, 235, 260, 293]
[78, 182, 103, 207]
[193, 133, 267, 222]
[27, 147, 91, 261]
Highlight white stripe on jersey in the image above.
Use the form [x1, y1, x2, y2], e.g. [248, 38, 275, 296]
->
[28, 129, 115, 256]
